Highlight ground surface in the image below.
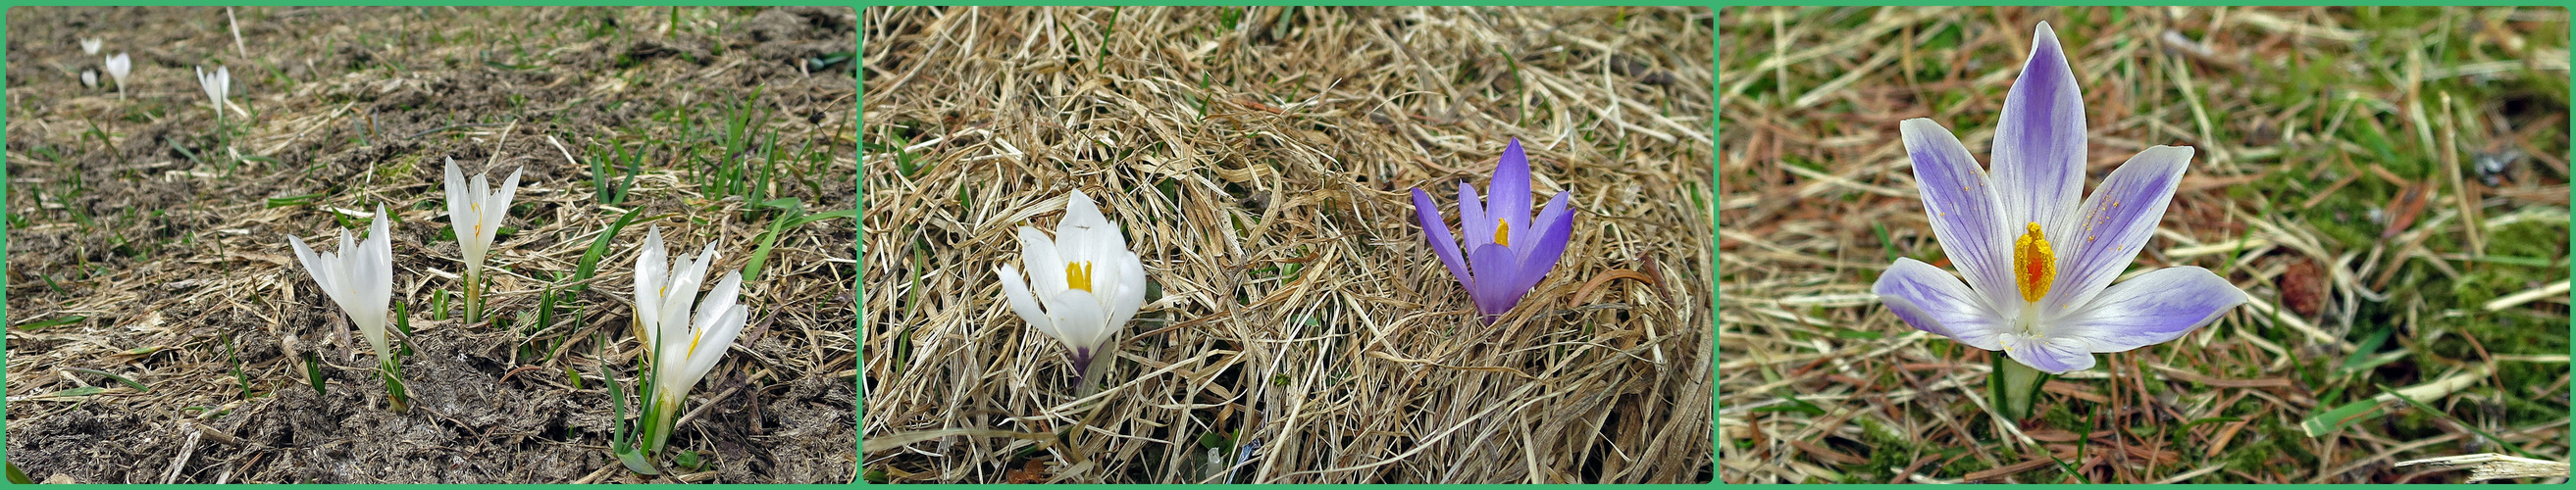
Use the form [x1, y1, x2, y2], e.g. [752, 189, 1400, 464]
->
[5, 7, 857, 483]
[860, 6, 1715, 484]
[1719, 7, 2570, 483]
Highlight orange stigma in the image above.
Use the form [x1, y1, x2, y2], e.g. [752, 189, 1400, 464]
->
[2013, 222, 2055, 303]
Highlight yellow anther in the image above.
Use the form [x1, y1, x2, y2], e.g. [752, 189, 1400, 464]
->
[2013, 222, 2056, 303]
[1494, 219, 1512, 246]
[1066, 262, 1096, 292]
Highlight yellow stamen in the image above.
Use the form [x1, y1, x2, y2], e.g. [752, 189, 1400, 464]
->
[1494, 219, 1511, 246]
[2013, 222, 2055, 303]
[1066, 262, 1095, 292]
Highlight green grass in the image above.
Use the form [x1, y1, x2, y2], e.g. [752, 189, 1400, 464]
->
[1719, 6, 2569, 483]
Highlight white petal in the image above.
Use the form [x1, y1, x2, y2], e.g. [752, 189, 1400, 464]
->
[1102, 251, 1148, 347]
[287, 235, 328, 294]
[634, 226, 669, 346]
[1045, 289, 1108, 352]
[1016, 226, 1067, 298]
[680, 305, 749, 384]
[692, 271, 745, 340]
[997, 264, 1054, 334]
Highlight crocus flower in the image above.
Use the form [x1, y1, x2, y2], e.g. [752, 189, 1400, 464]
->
[631, 226, 749, 454]
[287, 205, 396, 363]
[195, 65, 229, 120]
[1410, 138, 1575, 321]
[81, 70, 97, 89]
[442, 157, 522, 322]
[79, 37, 101, 55]
[996, 189, 1147, 390]
[103, 53, 129, 98]
[1873, 23, 2246, 381]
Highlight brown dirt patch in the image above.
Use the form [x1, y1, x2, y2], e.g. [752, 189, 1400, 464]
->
[7, 6, 856, 483]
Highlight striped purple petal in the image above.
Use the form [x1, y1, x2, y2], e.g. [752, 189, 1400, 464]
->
[1991, 22, 2087, 239]
[1873, 258, 2008, 351]
[2039, 146, 2193, 314]
[2052, 266, 2244, 353]
[2007, 336, 2095, 374]
[1898, 119, 2019, 314]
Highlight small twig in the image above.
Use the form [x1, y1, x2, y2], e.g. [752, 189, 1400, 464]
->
[403, 122, 510, 140]
[671, 381, 747, 430]
[2396, 454, 2570, 481]
[164, 420, 206, 483]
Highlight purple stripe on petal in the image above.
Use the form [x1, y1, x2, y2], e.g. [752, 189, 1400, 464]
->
[1898, 119, 2018, 314]
[1459, 182, 1493, 250]
[1412, 188, 1476, 292]
[2008, 336, 2096, 374]
[1873, 258, 2010, 351]
[2040, 145, 2193, 313]
[1991, 22, 2087, 237]
[2049, 266, 2244, 353]
[1490, 138, 1534, 231]
[1467, 243, 1524, 318]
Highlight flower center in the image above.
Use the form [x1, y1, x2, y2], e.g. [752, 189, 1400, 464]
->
[1066, 262, 1096, 293]
[2013, 221, 2055, 303]
[1493, 219, 1511, 247]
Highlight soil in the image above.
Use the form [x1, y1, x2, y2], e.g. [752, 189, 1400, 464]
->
[5, 7, 856, 483]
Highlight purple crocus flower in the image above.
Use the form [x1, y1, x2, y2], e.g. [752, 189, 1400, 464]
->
[1411, 138, 1576, 321]
[1874, 23, 2247, 375]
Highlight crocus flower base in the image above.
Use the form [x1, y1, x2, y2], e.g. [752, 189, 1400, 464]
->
[1987, 354, 2048, 423]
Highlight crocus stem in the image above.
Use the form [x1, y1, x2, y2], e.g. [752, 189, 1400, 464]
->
[1988, 355, 2050, 423]
[463, 271, 482, 325]
[642, 391, 681, 455]
[1070, 349, 1104, 397]
[379, 357, 411, 413]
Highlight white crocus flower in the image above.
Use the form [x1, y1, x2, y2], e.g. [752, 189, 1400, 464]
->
[81, 70, 97, 89]
[287, 205, 396, 361]
[442, 157, 522, 322]
[195, 65, 229, 120]
[632, 226, 749, 454]
[996, 189, 1147, 391]
[80, 37, 101, 55]
[103, 54, 129, 99]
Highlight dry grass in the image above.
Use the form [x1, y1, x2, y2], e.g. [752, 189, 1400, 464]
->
[860, 6, 1714, 484]
[1720, 7, 2570, 483]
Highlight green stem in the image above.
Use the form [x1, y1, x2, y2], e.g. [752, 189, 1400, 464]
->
[642, 391, 680, 455]
[464, 271, 482, 325]
[379, 357, 410, 413]
[1989, 354, 2049, 423]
